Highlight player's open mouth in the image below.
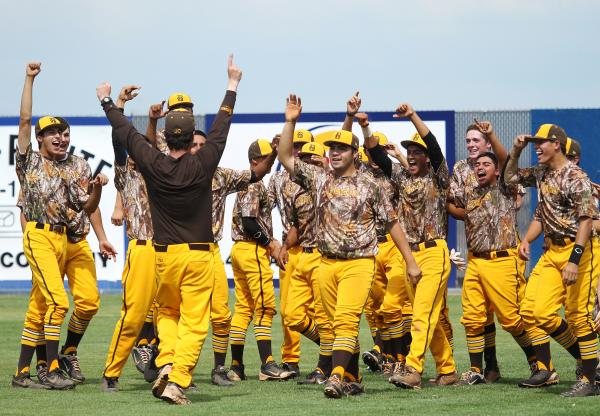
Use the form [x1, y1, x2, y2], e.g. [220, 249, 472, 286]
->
[477, 170, 486, 178]
[536, 149, 543, 156]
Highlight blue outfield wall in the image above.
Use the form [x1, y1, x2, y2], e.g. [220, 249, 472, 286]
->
[528, 109, 600, 267]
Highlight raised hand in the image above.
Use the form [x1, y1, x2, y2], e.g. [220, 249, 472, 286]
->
[346, 91, 361, 116]
[26, 62, 41, 78]
[117, 85, 141, 107]
[393, 103, 415, 118]
[91, 173, 109, 187]
[355, 112, 369, 127]
[474, 119, 493, 135]
[96, 82, 112, 101]
[513, 134, 528, 150]
[271, 134, 280, 152]
[285, 94, 302, 123]
[227, 54, 242, 90]
[149, 101, 168, 120]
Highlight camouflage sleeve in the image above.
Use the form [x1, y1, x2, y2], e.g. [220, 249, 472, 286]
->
[292, 160, 321, 194]
[15, 144, 33, 185]
[568, 175, 600, 220]
[434, 159, 451, 190]
[238, 183, 261, 218]
[267, 173, 278, 210]
[390, 162, 406, 193]
[68, 159, 92, 212]
[16, 190, 24, 209]
[533, 204, 543, 222]
[222, 167, 252, 195]
[516, 167, 538, 188]
[517, 184, 526, 196]
[114, 164, 126, 192]
[372, 181, 398, 225]
[156, 129, 169, 154]
[447, 165, 463, 204]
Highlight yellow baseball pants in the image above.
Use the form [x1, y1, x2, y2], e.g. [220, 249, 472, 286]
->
[377, 238, 408, 340]
[279, 245, 302, 363]
[154, 243, 216, 388]
[210, 245, 232, 358]
[103, 240, 157, 378]
[405, 240, 456, 375]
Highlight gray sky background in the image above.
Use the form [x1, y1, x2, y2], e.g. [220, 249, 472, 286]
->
[2, 0, 599, 116]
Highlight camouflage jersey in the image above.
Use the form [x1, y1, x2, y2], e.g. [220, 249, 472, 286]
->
[450, 158, 525, 205]
[390, 161, 450, 244]
[363, 164, 399, 238]
[16, 145, 89, 226]
[453, 182, 520, 253]
[513, 161, 598, 238]
[268, 169, 300, 242]
[114, 161, 154, 241]
[212, 167, 251, 242]
[231, 180, 273, 242]
[63, 155, 93, 243]
[293, 160, 397, 259]
[289, 183, 318, 248]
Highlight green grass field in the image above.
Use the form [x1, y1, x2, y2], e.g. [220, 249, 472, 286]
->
[1, 292, 599, 415]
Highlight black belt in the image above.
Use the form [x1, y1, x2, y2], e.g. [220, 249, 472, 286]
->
[322, 254, 351, 260]
[377, 235, 391, 243]
[545, 235, 575, 247]
[472, 249, 510, 260]
[410, 240, 438, 252]
[136, 240, 149, 246]
[303, 247, 317, 253]
[35, 222, 65, 234]
[154, 243, 211, 252]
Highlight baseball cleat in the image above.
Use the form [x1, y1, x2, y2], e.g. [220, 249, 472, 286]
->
[518, 369, 559, 388]
[323, 374, 345, 399]
[281, 362, 300, 378]
[457, 370, 486, 386]
[298, 369, 328, 385]
[211, 366, 234, 387]
[131, 344, 154, 374]
[431, 371, 459, 386]
[343, 380, 365, 396]
[389, 365, 422, 389]
[46, 369, 77, 390]
[259, 361, 294, 381]
[161, 382, 191, 405]
[560, 380, 599, 397]
[362, 349, 383, 372]
[152, 364, 172, 398]
[35, 364, 51, 388]
[101, 376, 119, 392]
[59, 351, 85, 384]
[484, 366, 501, 383]
[11, 370, 50, 389]
[144, 345, 160, 383]
[228, 363, 247, 381]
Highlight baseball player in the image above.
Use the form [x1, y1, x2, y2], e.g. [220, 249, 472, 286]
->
[505, 124, 599, 397]
[366, 103, 458, 389]
[267, 130, 314, 376]
[447, 120, 517, 382]
[282, 141, 336, 385]
[452, 151, 537, 385]
[13, 63, 104, 390]
[98, 54, 242, 405]
[228, 138, 293, 381]
[278, 94, 421, 398]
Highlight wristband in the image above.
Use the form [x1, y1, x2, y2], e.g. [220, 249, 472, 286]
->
[346, 111, 356, 117]
[361, 125, 373, 140]
[568, 244, 585, 265]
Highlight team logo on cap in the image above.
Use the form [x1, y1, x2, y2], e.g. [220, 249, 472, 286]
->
[309, 144, 315, 151]
[177, 95, 184, 102]
[298, 132, 304, 138]
[335, 132, 341, 140]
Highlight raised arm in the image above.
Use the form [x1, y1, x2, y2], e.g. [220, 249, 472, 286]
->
[112, 85, 140, 166]
[503, 135, 528, 185]
[342, 91, 360, 132]
[18, 63, 41, 154]
[83, 173, 109, 214]
[146, 101, 167, 145]
[278, 94, 302, 175]
[474, 119, 508, 169]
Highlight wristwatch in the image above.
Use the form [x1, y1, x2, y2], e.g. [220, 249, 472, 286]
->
[101, 96, 113, 105]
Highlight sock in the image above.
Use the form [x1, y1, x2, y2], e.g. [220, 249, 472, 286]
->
[231, 345, 245, 366]
[65, 313, 90, 349]
[46, 340, 60, 372]
[372, 329, 381, 350]
[256, 340, 273, 364]
[331, 350, 353, 378]
[550, 320, 580, 359]
[578, 334, 599, 382]
[136, 321, 156, 346]
[212, 332, 229, 367]
[63, 331, 83, 353]
[513, 331, 536, 364]
[17, 344, 36, 374]
[300, 318, 320, 344]
[345, 352, 360, 380]
[466, 332, 485, 369]
[534, 341, 552, 371]
[317, 354, 332, 376]
[36, 343, 47, 366]
[483, 323, 498, 369]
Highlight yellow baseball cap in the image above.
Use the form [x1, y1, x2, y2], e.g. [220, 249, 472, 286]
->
[293, 129, 314, 144]
[248, 139, 273, 160]
[401, 132, 428, 152]
[372, 132, 388, 146]
[299, 142, 326, 157]
[35, 116, 67, 135]
[323, 130, 359, 150]
[565, 137, 581, 158]
[358, 146, 369, 162]
[167, 92, 193, 110]
[525, 124, 567, 145]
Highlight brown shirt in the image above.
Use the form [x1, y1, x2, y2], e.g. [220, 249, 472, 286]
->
[267, 169, 299, 241]
[104, 90, 236, 244]
[114, 163, 154, 241]
[515, 162, 598, 238]
[16, 145, 89, 226]
[454, 182, 520, 253]
[391, 162, 450, 244]
[231, 180, 273, 242]
[293, 160, 397, 258]
[212, 167, 251, 242]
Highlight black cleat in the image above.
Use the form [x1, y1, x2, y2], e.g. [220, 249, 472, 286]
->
[362, 349, 383, 372]
[144, 345, 160, 383]
[47, 369, 77, 390]
[35, 364, 51, 388]
[324, 374, 345, 399]
[457, 370, 486, 385]
[228, 364, 247, 381]
[131, 345, 154, 374]
[59, 351, 85, 384]
[259, 361, 293, 381]
[281, 362, 300, 378]
[101, 376, 119, 392]
[560, 380, 599, 397]
[518, 369, 559, 388]
[298, 369, 327, 385]
[12, 371, 50, 389]
[211, 366, 234, 386]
